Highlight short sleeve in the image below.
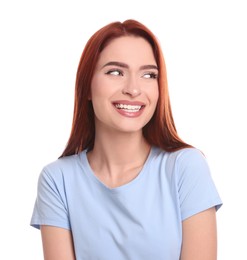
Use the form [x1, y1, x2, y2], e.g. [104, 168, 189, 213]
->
[176, 149, 222, 221]
[30, 167, 71, 230]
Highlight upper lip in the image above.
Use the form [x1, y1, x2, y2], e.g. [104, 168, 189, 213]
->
[112, 100, 145, 106]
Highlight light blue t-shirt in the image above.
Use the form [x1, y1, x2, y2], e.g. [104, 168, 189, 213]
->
[31, 147, 222, 260]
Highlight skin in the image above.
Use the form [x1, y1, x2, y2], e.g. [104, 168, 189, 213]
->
[87, 36, 159, 188]
[41, 226, 76, 260]
[180, 207, 217, 260]
[40, 36, 218, 259]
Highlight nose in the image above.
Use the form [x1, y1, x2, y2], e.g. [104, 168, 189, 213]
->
[122, 76, 141, 97]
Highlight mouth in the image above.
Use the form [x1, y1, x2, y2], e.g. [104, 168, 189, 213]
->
[113, 103, 144, 112]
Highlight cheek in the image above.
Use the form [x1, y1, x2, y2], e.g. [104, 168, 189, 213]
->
[149, 86, 159, 115]
[150, 84, 159, 104]
[154, 88, 159, 102]
[91, 76, 112, 99]
[90, 85, 102, 102]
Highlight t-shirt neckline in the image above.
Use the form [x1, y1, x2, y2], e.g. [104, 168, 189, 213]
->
[79, 146, 155, 193]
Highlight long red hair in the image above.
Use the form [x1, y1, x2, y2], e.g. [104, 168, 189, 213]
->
[60, 19, 191, 157]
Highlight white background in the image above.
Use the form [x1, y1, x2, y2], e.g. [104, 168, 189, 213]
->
[0, 0, 246, 259]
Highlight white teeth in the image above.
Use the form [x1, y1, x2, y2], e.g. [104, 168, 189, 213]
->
[115, 103, 142, 112]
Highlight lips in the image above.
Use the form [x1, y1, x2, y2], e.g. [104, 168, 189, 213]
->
[112, 100, 145, 117]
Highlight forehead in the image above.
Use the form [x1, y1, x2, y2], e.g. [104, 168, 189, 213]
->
[97, 36, 157, 66]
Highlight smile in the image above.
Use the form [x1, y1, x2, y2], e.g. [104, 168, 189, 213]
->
[114, 103, 143, 112]
[112, 101, 145, 118]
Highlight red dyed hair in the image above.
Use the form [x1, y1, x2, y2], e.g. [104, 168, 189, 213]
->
[60, 19, 191, 157]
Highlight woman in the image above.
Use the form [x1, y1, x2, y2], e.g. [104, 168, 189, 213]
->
[31, 19, 222, 260]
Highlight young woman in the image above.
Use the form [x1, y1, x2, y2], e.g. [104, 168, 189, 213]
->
[31, 19, 222, 260]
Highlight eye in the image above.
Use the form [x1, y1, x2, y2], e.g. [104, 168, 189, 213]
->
[142, 72, 158, 79]
[105, 69, 123, 76]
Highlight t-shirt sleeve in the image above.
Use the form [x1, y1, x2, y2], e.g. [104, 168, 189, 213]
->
[30, 167, 71, 230]
[176, 149, 222, 221]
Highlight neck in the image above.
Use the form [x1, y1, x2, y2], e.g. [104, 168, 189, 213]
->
[87, 129, 151, 177]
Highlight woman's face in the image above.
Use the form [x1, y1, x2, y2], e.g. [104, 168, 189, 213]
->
[90, 36, 159, 134]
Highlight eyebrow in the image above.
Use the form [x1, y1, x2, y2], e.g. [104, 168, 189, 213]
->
[102, 61, 158, 71]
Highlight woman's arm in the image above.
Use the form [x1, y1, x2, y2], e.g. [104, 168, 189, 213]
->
[180, 207, 218, 260]
[41, 225, 76, 260]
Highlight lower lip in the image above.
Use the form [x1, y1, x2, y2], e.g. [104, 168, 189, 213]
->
[113, 106, 144, 118]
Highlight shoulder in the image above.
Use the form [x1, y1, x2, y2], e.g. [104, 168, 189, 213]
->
[39, 151, 86, 182]
[171, 148, 208, 170]
[165, 148, 216, 196]
[152, 147, 222, 220]
[44, 153, 81, 171]
[169, 147, 205, 162]
[151, 146, 210, 181]
[152, 146, 206, 168]
[169, 148, 210, 177]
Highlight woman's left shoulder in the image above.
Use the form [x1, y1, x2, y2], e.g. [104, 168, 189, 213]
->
[158, 147, 211, 181]
[169, 147, 207, 165]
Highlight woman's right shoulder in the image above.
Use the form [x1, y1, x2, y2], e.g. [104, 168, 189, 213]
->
[39, 151, 86, 181]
